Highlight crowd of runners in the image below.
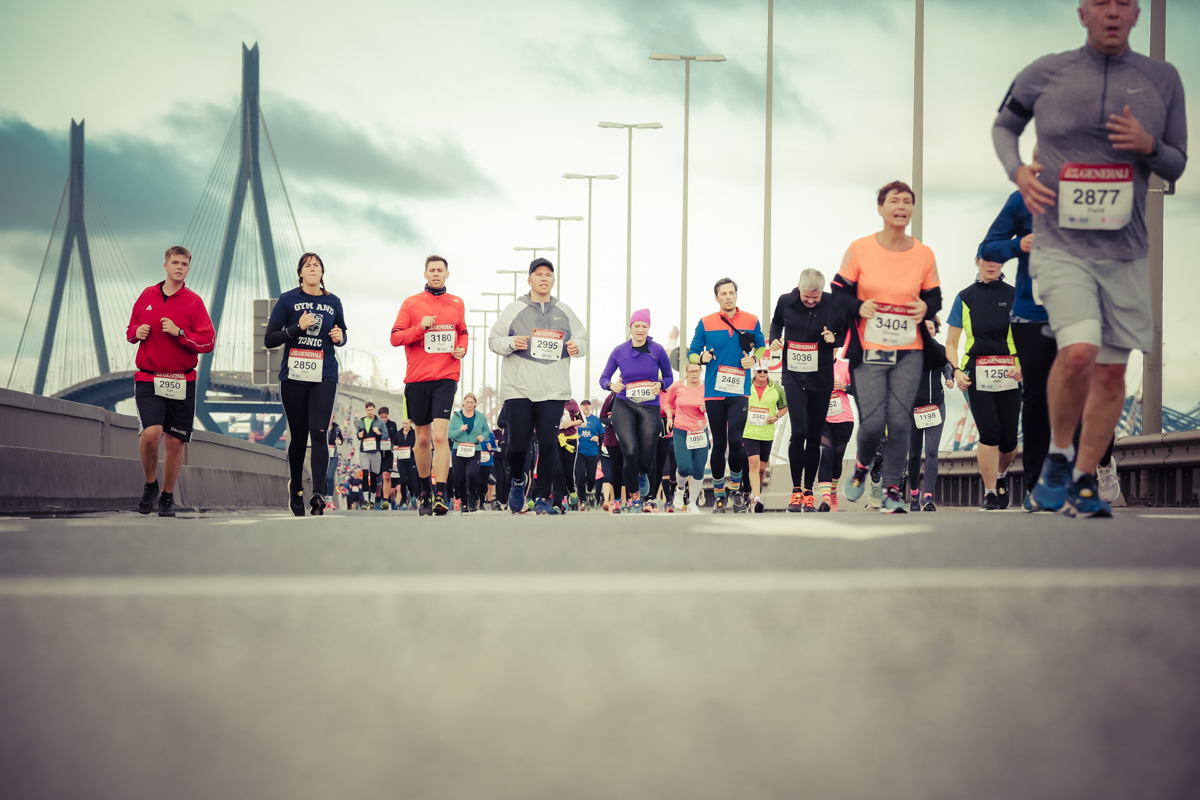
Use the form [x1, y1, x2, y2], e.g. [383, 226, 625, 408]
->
[128, 0, 1184, 521]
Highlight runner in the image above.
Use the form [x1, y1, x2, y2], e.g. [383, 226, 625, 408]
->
[817, 347, 855, 512]
[947, 258, 1023, 510]
[479, 426, 498, 510]
[742, 361, 788, 513]
[598, 391, 625, 513]
[378, 406, 396, 509]
[993, 0, 1187, 517]
[908, 318, 955, 512]
[663, 361, 710, 513]
[449, 393, 489, 513]
[577, 399, 604, 509]
[326, 421, 344, 512]
[127, 245, 216, 517]
[355, 402, 389, 509]
[390, 255, 469, 516]
[689, 278, 766, 512]
[489, 258, 588, 515]
[599, 309, 675, 514]
[393, 418, 418, 509]
[831, 181, 942, 514]
[769, 268, 849, 511]
[265, 252, 347, 516]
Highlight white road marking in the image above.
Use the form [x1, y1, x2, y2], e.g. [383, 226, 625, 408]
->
[3, 570, 1197, 598]
[1138, 514, 1200, 520]
[689, 517, 931, 540]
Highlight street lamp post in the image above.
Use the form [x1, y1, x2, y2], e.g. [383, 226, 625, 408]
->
[563, 173, 617, 396]
[598, 122, 662, 326]
[650, 52, 726, 371]
[534, 217, 583, 300]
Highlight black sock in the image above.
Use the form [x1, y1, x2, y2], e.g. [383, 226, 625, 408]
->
[160, 491, 173, 502]
[436, 482, 447, 497]
[146, 479, 159, 489]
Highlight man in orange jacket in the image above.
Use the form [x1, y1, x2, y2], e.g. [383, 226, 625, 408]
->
[390, 255, 468, 516]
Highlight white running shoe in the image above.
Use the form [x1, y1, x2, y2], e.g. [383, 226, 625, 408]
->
[673, 487, 685, 510]
[1097, 460, 1121, 503]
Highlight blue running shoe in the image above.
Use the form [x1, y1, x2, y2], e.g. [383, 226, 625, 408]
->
[844, 464, 869, 503]
[1065, 473, 1112, 519]
[1022, 491, 1034, 512]
[880, 485, 907, 514]
[1030, 454, 1071, 512]
[629, 499, 644, 514]
[533, 497, 553, 515]
[508, 479, 527, 514]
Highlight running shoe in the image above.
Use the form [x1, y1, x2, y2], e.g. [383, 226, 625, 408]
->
[868, 480, 882, 509]
[787, 492, 804, 513]
[713, 494, 727, 513]
[922, 498, 937, 512]
[157, 493, 176, 518]
[137, 480, 160, 515]
[1065, 474, 1112, 519]
[879, 485, 907, 514]
[289, 481, 305, 517]
[1030, 454, 1072, 512]
[534, 498, 553, 515]
[1097, 460, 1121, 503]
[801, 492, 816, 512]
[568, 492, 579, 511]
[996, 481, 1010, 509]
[817, 497, 831, 512]
[609, 501, 621, 515]
[643, 500, 655, 513]
[508, 480, 527, 514]
[1022, 492, 1033, 512]
[830, 493, 839, 512]
[982, 491, 1001, 511]
[844, 465, 869, 503]
[419, 495, 433, 516]
[310, 493, 325, 516]
[432, 493, 449, 516]
[673, 488, 685, 510]
[730, 492, 746, 513]
[629, 499, 644, 514]
[909, 495, 921, 513]
[752, 496, 764, 513]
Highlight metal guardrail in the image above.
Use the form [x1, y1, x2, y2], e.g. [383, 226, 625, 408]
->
[932, 431, 1200, 508]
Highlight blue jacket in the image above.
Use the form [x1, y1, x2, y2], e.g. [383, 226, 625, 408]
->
[688, 309, 766, 399]
[577, 414, 604, 457]
[978, 190, 1046, 324]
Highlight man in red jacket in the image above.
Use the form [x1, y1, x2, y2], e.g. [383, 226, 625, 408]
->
[390, 255, 468, 516]
[126, 245, 216, 517]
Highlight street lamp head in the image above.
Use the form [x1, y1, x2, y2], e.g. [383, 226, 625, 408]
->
[598, 121, 626, 129]
[563, 173, 587, 179]
[650, 52, 682, 61]
[494, 271, 522, 277]
[514, 246, 556, 252]
[636, 122, 664, 129]
[696, 54, 727, 62]
[596, 175, 618, 180]
[565, 216, 584, 220]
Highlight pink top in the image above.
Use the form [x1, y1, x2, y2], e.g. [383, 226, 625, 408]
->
[826, 359, 855, 423]
[663, 381, 708, 433]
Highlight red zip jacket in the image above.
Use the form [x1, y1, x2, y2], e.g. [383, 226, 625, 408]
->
[390, 288, 469, 383]
[126, 282, 216, 382]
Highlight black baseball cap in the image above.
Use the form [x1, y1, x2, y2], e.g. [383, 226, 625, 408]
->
[529, 258, 554, 274]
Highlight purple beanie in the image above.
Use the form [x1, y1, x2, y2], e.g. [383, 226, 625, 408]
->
[630, 308, 651, 327]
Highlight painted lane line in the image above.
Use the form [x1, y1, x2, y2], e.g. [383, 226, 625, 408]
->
[689, 517, 932, 540]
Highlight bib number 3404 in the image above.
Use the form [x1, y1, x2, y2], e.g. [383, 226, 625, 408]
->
[863, 304, 917, 347]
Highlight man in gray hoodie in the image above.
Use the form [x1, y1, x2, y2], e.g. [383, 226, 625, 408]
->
[993, 0, 1186, 519]
[489, 258, 588, 515]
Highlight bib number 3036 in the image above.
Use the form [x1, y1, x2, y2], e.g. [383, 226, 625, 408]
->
[530, 329, 564, 361]
[786, 341, 817, 373]
[288, 349, 324, 382]
[1058, 163, 1133, 231]
[863, 304, 917, 347]
[153, 374, 186, 400]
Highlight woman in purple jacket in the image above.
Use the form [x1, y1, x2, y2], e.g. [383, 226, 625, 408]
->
[598, 309, 676, 513]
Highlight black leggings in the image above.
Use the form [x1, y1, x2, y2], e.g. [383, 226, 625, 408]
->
[394, 457, 420, 504]
[453, 453, 480, 505]
[706, 395, 749, 481]
[782, 381, 833, 491]
[966, 383, 1021, 452]
[651, 433, 675, 500]
[504, 399, 565, 500]
[1011, 322, 1056, 491]
[818, 420, 855, 483]
[610, 398, 662, 497]
[280, 379, 338, 494]
[557, 442, 579, 502]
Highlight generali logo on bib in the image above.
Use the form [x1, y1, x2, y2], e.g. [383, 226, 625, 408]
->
[1061, 164, 1132, 181]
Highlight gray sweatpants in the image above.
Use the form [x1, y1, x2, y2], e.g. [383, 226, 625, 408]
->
[852, 350, 924, 489]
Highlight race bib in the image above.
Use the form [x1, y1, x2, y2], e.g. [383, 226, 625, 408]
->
[530, 329, 564, 361]
[748, 405, 769, 427]
[287, 348, 323, 382]
[686, 430, 708, 450]
[626, 380, 656, 403]
[480, 451, 493, 465]
[391, 468, 399, 478]
[423, 324, 456, 354]
[397, 447, 412, 460]
[976, 355, 1018, 392]
[361, 437, 378, 452]
[1058, 163, 1133, 231]
[714, 365, 746, 394]
[862, 304, 917, 347]
[456, 442, 476, 458]
[914, 404, 942, 430]
[828, 394, 844, 417]
[153, 373, 186, 400]
[786, 341, 818, 373]
[328, 444, 336, 457]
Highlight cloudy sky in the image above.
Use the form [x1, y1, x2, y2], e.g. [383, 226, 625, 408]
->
[2, 0, 1197, 421]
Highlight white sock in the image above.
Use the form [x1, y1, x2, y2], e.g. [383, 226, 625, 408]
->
[1072, 468, 1089, 483]
[1048, 441, 1075, 462]
[689, 477, 703, 504]
[985, 483, 996, 494]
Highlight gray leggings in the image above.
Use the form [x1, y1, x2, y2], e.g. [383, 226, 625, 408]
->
[907, 404, 944, 496]
[852, 350, 924, 489]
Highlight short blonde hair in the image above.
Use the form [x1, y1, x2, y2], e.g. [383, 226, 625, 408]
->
[164, 245, 192, 261]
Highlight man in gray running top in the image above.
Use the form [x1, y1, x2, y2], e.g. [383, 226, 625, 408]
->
[992, 0, 1186, 518]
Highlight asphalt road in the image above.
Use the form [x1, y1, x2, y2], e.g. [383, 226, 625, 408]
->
[2, 507, 1199, 800]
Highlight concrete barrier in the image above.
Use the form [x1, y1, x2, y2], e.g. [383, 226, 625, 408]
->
[0, 387, 303, 514]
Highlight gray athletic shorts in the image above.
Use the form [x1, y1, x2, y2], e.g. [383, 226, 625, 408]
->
[1029, 246, 1151, 364]
[358, 451, 382, 475]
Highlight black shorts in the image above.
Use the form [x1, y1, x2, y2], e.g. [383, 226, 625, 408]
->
[744, 438, 772, 462]
[134, 379, 197, 443]
[405, 379, 457, 426]
[380, 451, 394, 473]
